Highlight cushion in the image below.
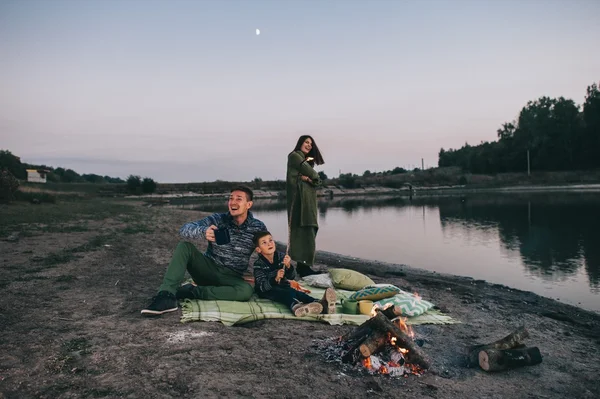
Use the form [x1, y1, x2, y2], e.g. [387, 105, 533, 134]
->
[375, 290, 434, 317]
[328, 268, 375, 291]
[349, 285, 401, 301]
[300, 273, 333, 288]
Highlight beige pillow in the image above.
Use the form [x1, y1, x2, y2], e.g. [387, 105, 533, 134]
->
[328, 268, 375, 291]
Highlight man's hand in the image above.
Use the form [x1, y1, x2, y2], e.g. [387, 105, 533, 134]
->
[282, 255, 291, 268]
[205, 225, 217, 242]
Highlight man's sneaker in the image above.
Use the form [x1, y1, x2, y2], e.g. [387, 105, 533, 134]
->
[141, 291, 178, 316]
[175, 283, 198, 300]
[320, 287, 337, 314]
[292, 302, 323, 317]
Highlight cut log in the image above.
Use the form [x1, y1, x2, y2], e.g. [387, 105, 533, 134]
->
[359, 330, 388, 358]
[478, 347, 543, 372]
[468, 326, 529, 366]
[378, 305, 403, 320]
[370, 311, 430, 369]
[340, 316, 377, 343]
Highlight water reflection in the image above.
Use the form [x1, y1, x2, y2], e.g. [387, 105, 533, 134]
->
[437, 193, 600, 289]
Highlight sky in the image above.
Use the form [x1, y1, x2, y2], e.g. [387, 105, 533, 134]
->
[1, 0, 599, 183]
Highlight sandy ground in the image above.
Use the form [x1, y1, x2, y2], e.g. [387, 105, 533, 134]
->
[1, 202, 599, 398]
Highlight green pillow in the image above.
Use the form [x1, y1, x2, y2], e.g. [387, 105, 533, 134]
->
[328, 268, 375, 291]
[349, 285, 401, 301]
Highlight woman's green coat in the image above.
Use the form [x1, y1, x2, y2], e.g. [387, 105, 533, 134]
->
[286, 150, 322, 266]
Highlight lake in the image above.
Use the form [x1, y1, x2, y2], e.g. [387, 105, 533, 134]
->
[172, 191, 600, 313]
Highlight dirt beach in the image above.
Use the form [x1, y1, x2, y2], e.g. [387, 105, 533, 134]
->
[1, 199, 599, 398]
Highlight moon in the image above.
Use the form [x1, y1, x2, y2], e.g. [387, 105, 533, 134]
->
[255, 28, 260, 35]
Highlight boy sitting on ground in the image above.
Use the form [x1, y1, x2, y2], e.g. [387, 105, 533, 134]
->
[252, 231, 336, 317]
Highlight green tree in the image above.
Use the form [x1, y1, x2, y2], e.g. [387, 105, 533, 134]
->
[82, 173, 106, 183]
[338, 173, 359, 188]
[0, 150, 25, 179]
[61, 169, 82, 183]
[582, 82, 600, 168]
[126, 175, 142, 194]
[318, 171, 328, 181]
[141, 177, 157, 194]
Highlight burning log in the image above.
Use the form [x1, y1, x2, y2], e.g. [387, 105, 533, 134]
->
[467, 326, 529, 367]
[378, 305, 403, 320]
[359, 330, 388, 358]
[370, 311, 430, 370]
[340, 308, 430, 371]
[478, 347, 543, 372]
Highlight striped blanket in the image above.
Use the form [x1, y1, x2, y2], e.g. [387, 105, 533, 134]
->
[180, 286, 458, 326]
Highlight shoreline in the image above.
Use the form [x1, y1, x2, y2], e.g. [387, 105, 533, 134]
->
[129, 182, 600, 201]
[276, 244, 600, 317]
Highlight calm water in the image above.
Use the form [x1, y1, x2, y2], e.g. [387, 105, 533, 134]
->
[172, 192, 600, 313]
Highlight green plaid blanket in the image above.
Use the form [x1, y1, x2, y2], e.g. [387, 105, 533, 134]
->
[180, 286, 458, 326]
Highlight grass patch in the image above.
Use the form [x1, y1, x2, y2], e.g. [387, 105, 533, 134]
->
[55, 275, 77, 283]
[47, 337, 92, 374]
[62, 337, 90, 353]
[14, 275, 50, 281]
[41, 224, 90, 234]
[13, 190, 57, 204]
[69, 235, 112, 252]
[0, 198, 137, 238]
[41, 252, 81, 266]
[121, 224, 152, 234]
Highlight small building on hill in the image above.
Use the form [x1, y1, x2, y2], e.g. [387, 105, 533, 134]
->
[26, 169, 49, 183]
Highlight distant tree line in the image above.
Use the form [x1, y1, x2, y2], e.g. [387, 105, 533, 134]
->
[0, 150, 126, 184]
[0, 150, 158, 194]
[438, 82, 600, 173]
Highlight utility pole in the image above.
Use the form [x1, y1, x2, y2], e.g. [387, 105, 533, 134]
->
[527, 150, 531, 176]
[421, 158, 424, 171]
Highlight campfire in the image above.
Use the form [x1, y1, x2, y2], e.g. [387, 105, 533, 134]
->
[316, 303, 429, 378]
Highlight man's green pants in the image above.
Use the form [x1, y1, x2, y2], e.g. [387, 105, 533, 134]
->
[158, 241, 253, 301]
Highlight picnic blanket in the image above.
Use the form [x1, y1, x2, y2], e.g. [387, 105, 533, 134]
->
[180, 286, 459, 326]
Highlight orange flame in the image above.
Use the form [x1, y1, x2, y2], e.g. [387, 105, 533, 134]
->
[362, 357, 372, 369]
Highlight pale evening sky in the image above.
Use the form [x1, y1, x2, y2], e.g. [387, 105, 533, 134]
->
[1, 0, 598, 183]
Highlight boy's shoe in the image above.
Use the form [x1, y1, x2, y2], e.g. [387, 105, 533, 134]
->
[296, 262, 321, 278]
[175, 283, 198, 300]
[320, 287, 337, 314]
[292, 302, 323, 317]
[141, 291, 178, 316]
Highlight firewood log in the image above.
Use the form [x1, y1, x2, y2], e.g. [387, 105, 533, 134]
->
[478, 347, 542, 372]
[359, 330, 388, 358]
[467, 326, 529, 366]
[371, 311, 430, 369]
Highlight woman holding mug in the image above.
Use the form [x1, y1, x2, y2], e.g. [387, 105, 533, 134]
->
[286, 135, 325, 277]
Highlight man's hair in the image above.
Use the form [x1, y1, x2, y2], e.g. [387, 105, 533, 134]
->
[252, 230, 272, 247]
[230, 185, 254, 201]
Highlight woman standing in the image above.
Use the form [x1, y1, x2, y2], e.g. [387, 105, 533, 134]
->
[286, 135, 325, 277]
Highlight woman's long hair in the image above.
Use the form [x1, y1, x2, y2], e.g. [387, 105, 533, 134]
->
[291, 135, 325, 167]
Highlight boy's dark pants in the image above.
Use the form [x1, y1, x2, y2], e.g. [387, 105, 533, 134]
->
[258, 285, 317, 311]
[158, 241, 253, 301]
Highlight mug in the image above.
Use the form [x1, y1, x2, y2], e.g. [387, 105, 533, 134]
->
[341, 299, 358, 315]
[358, 300, 374, 315]
[214, 228, 231, 245]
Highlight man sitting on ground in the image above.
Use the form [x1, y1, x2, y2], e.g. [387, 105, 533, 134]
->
[141, 186, 267, 316]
